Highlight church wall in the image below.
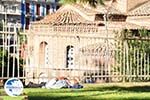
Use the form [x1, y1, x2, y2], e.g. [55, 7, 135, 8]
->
[127, 16, 150, 27]
[27, 29, 117, 82]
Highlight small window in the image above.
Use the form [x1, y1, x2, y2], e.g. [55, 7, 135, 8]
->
[66, 45, 74, 68]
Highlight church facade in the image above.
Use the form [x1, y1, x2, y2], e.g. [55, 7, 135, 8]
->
[25, 0, 150, 83]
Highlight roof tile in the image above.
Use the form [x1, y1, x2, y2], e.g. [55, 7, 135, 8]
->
[33, 4, 96, 25]
[128, 1, 150, 16]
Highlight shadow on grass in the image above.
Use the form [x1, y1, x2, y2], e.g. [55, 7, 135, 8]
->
[27, 85, 150, 100]
[28, 95, 72, 100]
[81, 85, 150, 92]
[28, 95, 108, 100]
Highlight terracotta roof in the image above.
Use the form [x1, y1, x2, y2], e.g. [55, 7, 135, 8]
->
[31, 4, 150, 30]
[106, 22, 145, 29]
[96, 6, 123, 15]
[32, 4, 123, 25]
[94, 21, 145, 30]
[33, 4, 97, 25]
[128, 1, 150, 16]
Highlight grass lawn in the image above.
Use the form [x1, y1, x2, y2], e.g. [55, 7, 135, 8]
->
[1, 82, 150, 100]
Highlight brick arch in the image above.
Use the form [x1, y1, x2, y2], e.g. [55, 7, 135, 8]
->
[39, 41, 48, 67]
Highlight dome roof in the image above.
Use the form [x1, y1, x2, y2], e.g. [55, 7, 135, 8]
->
[33, 4, 97, 25]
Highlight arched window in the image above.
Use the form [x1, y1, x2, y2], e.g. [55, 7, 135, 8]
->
[39, 41, 48, 67]
[66, 45, 74, 68]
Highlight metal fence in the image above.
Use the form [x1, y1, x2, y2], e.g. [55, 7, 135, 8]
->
[116, 37, 150, 82]
[0, 28, 150, 85]
[0, 26, 26, 85]
[24, 32, 150, 84]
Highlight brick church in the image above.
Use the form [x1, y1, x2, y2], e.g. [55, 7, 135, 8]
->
[25, 0, 150, 83]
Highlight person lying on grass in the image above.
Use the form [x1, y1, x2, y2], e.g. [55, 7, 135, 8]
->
[26, 77, 83, 89]
[45, 77, 83, 89]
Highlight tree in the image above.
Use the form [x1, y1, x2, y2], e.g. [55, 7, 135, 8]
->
[115, 29, 150, 82]
[0, 48, 23, 77]
[59, 0, 104, 7]
[0, 48, 8, 70]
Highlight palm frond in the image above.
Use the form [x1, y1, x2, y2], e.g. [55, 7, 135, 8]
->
[59, 0, 77, 4]
[98, 0, 104, 5]
[85, 0, 104, 8]
[59, 0, 104, 7]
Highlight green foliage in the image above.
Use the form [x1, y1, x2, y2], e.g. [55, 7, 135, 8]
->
[19, 34, 27, 44]
[115, 29, 150, 82]
[0, 48, 24, 78]
[16, 28, 27, 44]
[59, 0, 77, 4]
[0, 48, 8, 68]
[59, 0, 104, 7]
[0, 21, 3, 31]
